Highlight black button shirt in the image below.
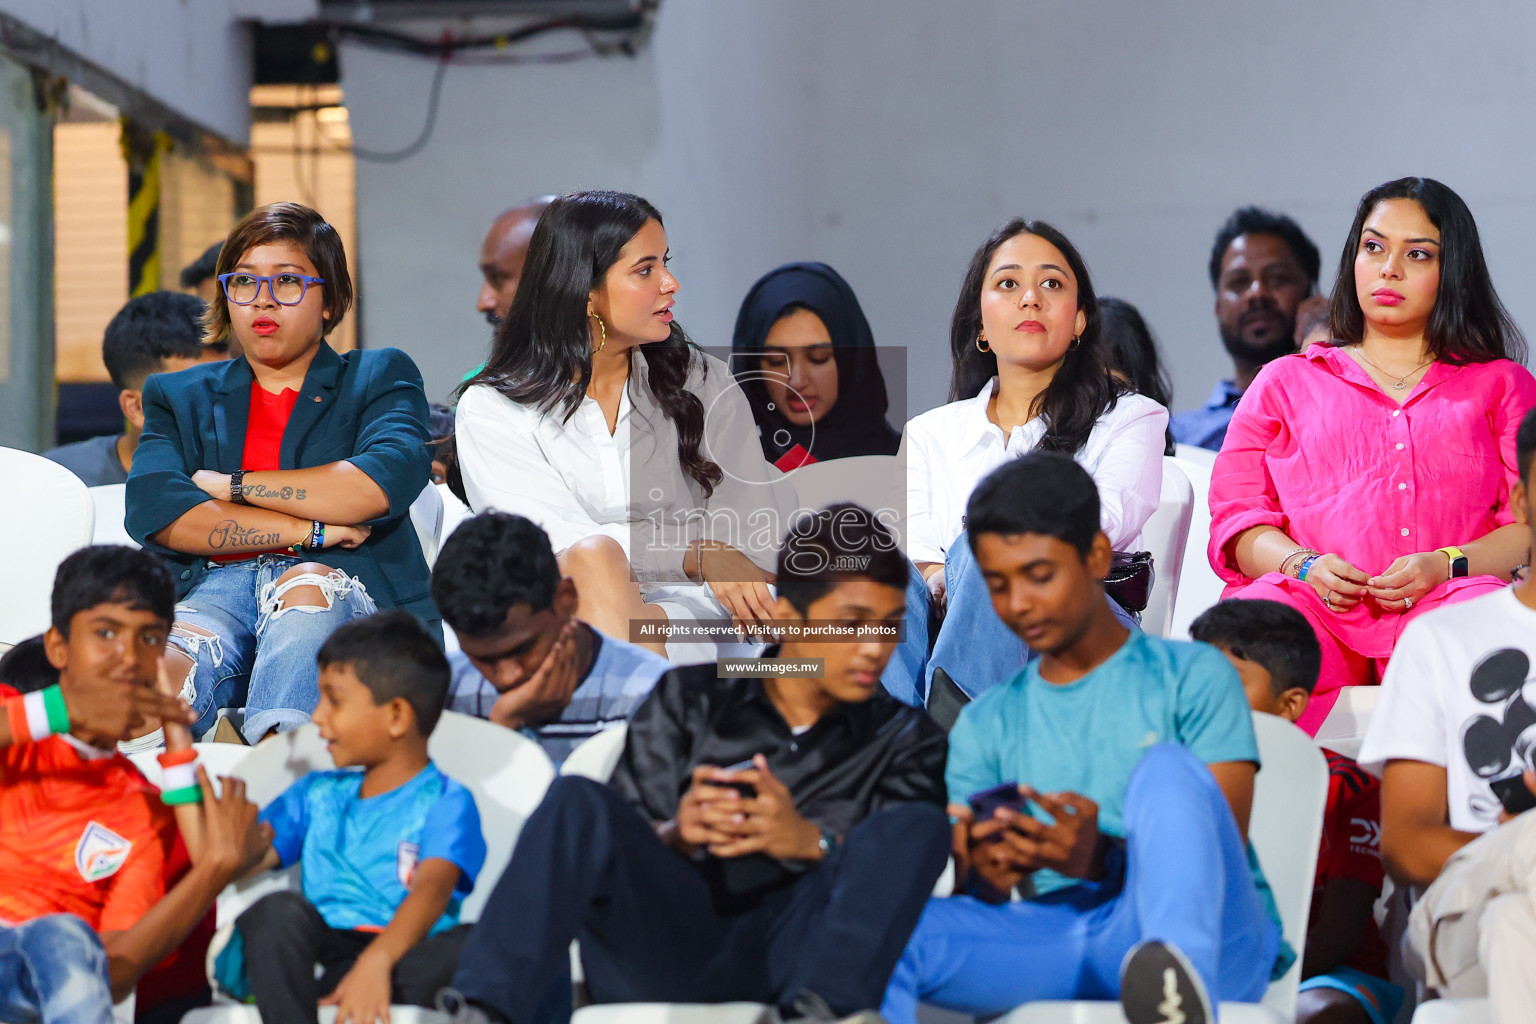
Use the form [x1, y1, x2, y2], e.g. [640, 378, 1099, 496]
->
[608, 660, 947, 897]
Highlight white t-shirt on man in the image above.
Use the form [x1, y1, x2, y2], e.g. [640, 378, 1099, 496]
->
[1359, 586, 1536, 833]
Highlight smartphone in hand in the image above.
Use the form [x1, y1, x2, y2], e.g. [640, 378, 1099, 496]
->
[969, 781, 1029, 823]
[1491, 772, 1536, 817]
[713, 758, 759, 798]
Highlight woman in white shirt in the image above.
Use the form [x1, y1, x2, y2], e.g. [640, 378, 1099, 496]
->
[455, 191, 796, 656]
[903, 218, 1167, 696]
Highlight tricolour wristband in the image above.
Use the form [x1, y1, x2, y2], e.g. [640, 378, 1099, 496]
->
[4, 686, 69, 745]
[157, 748, 203, 805]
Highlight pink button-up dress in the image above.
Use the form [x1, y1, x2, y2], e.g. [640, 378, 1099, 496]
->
[1210, 345, 1536, 732]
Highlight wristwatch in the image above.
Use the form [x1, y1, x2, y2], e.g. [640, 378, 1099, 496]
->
[817, 828, 839, 859]
[1439, 546, 1469, 579]
[229, 469, 248, 505]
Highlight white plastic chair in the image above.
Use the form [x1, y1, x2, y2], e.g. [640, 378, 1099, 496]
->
[784, 454, 902, 515]
[181, 713, 556, 1024]
[436, 481, 473, 547]
[1167, 454, 1226, 641]
[1173, 443, 1218, 470]
[561, 724, 628, 782]
[1140, 460, 1194, 638]
[88, 483, 137, 548]
[1002, 713, 1328, 1024]
[0, 447, 95, 644]
[1412, 998, 1491, 1023]
[1313, 686, 1381, 762]
[409, 481, 445, 567]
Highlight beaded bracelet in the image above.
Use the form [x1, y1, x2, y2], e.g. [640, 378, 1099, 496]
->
[3, 685, 69, 745]
[157, 748, 203, 805]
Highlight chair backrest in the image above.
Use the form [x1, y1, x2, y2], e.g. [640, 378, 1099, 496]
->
[226, 712, 556, 923]
[436, 481, 473, 549]
[408, 482, 444, 567]
[784, 454, 902, 515]
[1312, 685, 1381, 763]
[1166, 454, 1226, 640]
[88, 484, 138, 548]
[1140, 460, 1194, 637]
[560, 724, 628, 782]
[1250, 711, 1329, 1019]
[0, 447, 95, 644]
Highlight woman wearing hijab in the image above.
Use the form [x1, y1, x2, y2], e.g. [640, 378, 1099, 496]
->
[731, 262, 901, 469]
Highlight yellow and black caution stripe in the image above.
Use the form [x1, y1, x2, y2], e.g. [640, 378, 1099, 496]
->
[122, 123, 169, 296]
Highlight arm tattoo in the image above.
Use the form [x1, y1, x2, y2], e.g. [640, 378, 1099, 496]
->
[244, 482, 307, 502]
[208, 520, 283, 550]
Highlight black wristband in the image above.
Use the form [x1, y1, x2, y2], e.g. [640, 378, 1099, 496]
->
[230, 469, 248, 505]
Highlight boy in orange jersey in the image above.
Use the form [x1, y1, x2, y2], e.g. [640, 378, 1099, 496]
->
[0, 545, 270, 1024]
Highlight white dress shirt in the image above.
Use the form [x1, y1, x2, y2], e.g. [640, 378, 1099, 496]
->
[455, 349, 799, 620]
[899, 379, 1168, 564]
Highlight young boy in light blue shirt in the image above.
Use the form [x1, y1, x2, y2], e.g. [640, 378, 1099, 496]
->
[882, 453, 1286, 1024]
[230, 611, 486, 1024]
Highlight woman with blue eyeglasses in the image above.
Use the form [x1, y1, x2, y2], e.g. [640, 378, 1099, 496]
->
[126, 202, 435, 744]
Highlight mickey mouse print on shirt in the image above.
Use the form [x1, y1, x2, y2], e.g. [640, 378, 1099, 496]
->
[1459, 648, 1535, 826]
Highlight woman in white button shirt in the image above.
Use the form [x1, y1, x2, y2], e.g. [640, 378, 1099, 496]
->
[903, 219, 1167, 697]
[455, 191, 797, 656]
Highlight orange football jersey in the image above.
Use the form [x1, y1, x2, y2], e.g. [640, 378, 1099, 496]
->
[0, 730, 177, 933]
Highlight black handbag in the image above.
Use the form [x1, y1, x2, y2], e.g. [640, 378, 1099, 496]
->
[1103, 551, 1155, 614]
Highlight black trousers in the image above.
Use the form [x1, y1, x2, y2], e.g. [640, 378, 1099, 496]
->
[452, 776, 950, 1024]
[236, 890, 471, 1024]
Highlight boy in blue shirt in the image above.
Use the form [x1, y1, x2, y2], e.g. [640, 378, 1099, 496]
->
[882, 453, 1284, 1024]
[233, 611, 487, 1024]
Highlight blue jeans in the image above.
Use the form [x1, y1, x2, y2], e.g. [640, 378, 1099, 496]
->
[0, 914, 114, 1024]
[927, 531, 1138, 699]
[167, 554, 377, 743]
[881, 744, 1280, 1023]
[879, 561, 935, 707]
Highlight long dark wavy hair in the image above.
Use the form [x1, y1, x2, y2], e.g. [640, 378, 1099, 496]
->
[1328, 177, 1526, 365]
[948, 219, 1123, 454]
[461, 191, 722, 496]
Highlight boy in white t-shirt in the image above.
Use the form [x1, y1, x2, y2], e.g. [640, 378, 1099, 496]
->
[1358, 405, 1536, 1024]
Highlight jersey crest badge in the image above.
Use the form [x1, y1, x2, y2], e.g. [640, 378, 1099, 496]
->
[75, 821, 132, 883]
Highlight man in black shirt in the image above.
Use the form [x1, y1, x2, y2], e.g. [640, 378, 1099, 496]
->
[444, 504, 949, 1024]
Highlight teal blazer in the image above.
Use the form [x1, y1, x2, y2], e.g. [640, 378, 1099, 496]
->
[125, 343, 438, 629]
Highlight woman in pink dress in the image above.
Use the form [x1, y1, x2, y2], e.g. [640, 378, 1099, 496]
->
[1211, 177, 1536, 735]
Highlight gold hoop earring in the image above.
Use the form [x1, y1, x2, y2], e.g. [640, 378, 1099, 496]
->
[976, 335, 990, 353]
[589, 312, 607, 355]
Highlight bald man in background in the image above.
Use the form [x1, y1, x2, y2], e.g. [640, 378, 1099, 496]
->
[477, 196, 556, 330]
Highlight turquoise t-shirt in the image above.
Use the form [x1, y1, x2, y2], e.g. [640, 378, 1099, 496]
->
[946, 631, 1285, 953]
[261, 761, 486, 935]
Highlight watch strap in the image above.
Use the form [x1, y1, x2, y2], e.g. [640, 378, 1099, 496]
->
[1438, 546, 1469, 579]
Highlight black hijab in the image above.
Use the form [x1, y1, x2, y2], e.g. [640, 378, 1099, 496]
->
[730, 262, 901, 465]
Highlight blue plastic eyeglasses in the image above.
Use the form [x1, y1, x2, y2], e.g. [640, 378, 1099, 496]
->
[218, 272, 325, 306]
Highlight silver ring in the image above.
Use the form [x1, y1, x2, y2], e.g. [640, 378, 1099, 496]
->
[1324, 590, 1334, 607]
[1404, 596, 1414, 611]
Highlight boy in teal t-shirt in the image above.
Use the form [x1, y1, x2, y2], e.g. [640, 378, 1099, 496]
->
[882, 453, 1284, 1024]
[234, 612, 486, 1024]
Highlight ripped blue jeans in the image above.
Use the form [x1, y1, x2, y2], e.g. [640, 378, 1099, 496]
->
[167, 554, 377, 743]
[0, 913, 114, 1024]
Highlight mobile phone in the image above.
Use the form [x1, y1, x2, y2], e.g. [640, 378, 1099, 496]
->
[1491, 773, 1536, 816]
[968, 781, 1029, 822]
[713, 758, 758, 798]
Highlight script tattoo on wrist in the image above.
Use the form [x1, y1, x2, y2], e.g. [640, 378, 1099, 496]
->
[244, 482, 308, 502]
[207, 520, 283, 550]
